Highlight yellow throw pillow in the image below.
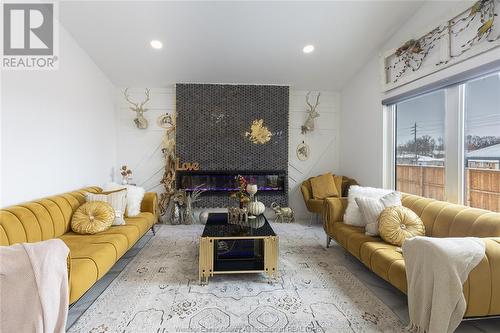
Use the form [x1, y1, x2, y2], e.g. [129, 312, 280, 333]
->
[310, 173, 339, 199]
[378, 206, 425, 246]
[71, 201, 115, 234]
[333, 175, 343, 197]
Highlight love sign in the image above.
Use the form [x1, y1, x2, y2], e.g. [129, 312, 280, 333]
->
[175, 158, 200, 171]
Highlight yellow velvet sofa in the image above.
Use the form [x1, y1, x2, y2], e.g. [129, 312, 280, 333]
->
[0, 186, 158, 304]
[322, 192, 500, 318]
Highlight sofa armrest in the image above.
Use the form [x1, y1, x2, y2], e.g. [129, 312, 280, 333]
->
[464, 237, 500, 316]
[322, 197, 348, 236]
[141, 192, 159, 223]
[300, 184, 312, 202]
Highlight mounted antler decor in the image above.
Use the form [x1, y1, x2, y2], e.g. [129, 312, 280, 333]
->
[301, 91, 320, 134]
[123, 88, 151, 129]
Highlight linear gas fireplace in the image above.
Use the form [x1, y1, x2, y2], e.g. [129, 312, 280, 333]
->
[177, 171, 286, 193]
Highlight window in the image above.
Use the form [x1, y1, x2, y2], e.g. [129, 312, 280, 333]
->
[387, 70, 500, 212]
[464, 73, 500, 212]
[395, 91, 446, 200]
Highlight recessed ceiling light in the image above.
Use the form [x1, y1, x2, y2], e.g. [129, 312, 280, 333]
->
[150, 40, 163, 49]
[302, 45, 315, 54]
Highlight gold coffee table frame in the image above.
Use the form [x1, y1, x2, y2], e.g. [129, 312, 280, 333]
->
[199, 234, 279, 285]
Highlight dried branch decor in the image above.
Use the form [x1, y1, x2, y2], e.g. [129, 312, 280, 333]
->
[158, 113, 177, 218]
[383, 0, 500, 90]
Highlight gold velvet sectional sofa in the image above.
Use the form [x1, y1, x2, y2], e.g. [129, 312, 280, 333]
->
[322, 192, 500, 318]
[0, 187, 158, 303]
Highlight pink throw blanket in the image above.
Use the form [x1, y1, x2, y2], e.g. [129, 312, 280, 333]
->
[0, 239, 70, 333]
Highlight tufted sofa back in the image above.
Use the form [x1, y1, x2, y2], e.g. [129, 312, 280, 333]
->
[0, 187, 101, 246]
[402, 193, 500, 238]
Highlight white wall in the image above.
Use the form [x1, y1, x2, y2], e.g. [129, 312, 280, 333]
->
[114, 87, 172, 196]
[1, 26, 116, 207]
[115, 87, 340, 220]
[289, 91, 340, 218]
[339, 0, 500, 187]
[339, 58, 383, 187]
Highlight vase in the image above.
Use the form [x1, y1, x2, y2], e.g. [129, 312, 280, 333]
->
[184, 195, 194, 225]
[246, 184, 258, 198]
[247, 200, 265, 216]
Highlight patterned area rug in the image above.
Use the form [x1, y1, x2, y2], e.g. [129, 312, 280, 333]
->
[69, 223, 404, 332]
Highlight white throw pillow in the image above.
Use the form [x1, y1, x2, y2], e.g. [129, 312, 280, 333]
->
[86, 189, 127, 225]
[343, 185, 393, 227]
[104, 183, 145, 217]
[124, 185, 145, 216]
[355, 191, 402, 236]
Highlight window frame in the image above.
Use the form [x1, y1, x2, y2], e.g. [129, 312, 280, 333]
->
[385, 71, 498, 205]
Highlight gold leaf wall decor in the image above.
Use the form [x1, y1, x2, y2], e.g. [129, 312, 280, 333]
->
[245, 119, 272, 144]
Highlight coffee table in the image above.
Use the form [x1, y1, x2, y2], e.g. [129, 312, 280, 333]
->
[198, 213, 279, 285]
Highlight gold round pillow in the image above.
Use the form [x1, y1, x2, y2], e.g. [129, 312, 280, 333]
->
[71, 201, 115, 234]
[378, 206, 425, 246]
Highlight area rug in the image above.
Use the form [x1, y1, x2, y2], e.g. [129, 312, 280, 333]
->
[68, 223, 405, 332]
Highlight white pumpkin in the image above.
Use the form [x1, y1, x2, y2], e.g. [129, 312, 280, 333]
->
[247, 201, 265, 216]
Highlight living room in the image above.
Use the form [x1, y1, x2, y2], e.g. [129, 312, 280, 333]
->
[1, 1, 500, 332]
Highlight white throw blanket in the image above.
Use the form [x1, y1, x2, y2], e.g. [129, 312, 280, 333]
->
[402, 236, 485, 333]
[0, 239, 70, 333]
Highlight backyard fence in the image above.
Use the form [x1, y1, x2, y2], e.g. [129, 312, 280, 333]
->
[396, 164, 500, 212]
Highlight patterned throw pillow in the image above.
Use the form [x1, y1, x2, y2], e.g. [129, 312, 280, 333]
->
[71, 201, 115, 234]
[378, 206, 425, 246]
[355, 192, 402, 236]
[103, 183, 145, 217]
[344, 186, 393, 227]
[85, 189, 127, 225]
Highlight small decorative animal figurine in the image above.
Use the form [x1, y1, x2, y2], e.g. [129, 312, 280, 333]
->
[123, 88, 151, 129]
[271, 202, 294, 223]
[228, 207, 248, 225]
[301, 91, 320, 134]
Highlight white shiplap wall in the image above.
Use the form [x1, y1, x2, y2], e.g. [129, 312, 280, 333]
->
[115, 87, 340, 220]
[288, 91, 340, 218]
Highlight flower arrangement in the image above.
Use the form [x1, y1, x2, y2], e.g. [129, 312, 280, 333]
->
[120, 165, 133, 185]
[229, 175, 251, 208]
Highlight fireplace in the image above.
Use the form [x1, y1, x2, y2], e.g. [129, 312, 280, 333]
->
[177, 171, 286, 193]
[176, 83, 289, 207]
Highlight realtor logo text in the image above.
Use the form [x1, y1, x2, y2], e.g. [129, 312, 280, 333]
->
[2, 2, 59, 70]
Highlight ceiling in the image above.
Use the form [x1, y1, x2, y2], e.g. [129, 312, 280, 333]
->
[60, 1, 424, 90]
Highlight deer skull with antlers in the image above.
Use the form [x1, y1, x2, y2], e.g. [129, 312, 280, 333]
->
[301, 91, 320, 134]
[123, 88, 151, 129]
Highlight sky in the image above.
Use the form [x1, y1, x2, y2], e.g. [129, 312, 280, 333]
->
[396, 72, 500, 145]
[397, 90, 445, 145]
[465, 72, 500, 138]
